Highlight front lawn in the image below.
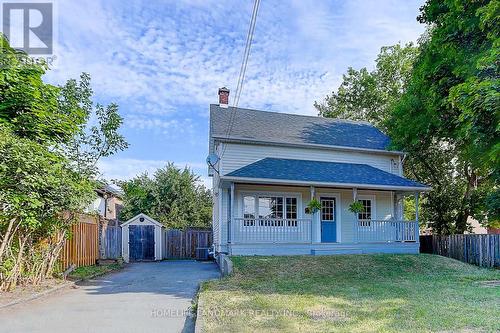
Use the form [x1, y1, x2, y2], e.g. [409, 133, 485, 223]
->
[199, 254, 500, 332]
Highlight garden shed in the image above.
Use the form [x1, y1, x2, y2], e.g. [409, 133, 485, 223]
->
[121, 213, 164, 262]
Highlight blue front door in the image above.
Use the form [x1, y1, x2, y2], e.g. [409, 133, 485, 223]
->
[321, 197, 337, 242]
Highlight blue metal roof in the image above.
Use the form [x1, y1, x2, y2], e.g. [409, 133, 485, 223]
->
[225, 158, 428, 189]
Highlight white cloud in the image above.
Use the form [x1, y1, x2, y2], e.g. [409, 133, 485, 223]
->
[42, 0, 425, 184]
[46, 0, 425, 117]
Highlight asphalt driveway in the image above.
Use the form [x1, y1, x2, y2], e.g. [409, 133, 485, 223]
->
[0, 261, 220, 333]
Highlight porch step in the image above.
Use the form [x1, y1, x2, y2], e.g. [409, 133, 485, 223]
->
[311, 248, 363, 255]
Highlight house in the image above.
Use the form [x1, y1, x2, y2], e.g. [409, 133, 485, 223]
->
[90, 184, 124, 226]
[208, 87, 430, 256]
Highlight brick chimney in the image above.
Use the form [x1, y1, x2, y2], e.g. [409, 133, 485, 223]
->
[218, 87, 229, 108]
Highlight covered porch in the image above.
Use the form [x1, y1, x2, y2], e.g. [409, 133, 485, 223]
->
[217, 158, 430, 255]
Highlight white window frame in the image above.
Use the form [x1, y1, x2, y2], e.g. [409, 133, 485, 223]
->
[239, 191, 302, 227]
[357, 194, 376, 226]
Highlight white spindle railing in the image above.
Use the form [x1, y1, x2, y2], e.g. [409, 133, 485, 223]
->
[232, 218, 312, 244]
[357, 219, 418, 243]
[231, 218, 418, 244]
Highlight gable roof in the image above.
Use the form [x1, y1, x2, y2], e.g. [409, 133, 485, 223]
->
[210, 104, 398, 153]
[121, 213, 163, 227]
[224, 158, 430, 191]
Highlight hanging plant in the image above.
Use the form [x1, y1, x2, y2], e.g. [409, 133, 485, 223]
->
[348, 201, 364, 214]
[306, 198, 321, 214]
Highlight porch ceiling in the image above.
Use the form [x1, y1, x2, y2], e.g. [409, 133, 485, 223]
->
[222, 158, 431, 192]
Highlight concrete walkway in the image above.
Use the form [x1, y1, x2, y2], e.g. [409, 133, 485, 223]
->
[0, 261, 220, 333]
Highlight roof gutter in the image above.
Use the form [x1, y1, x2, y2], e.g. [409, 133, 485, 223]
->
[220, 176, 431, 192]
[212, 135, 405, 156]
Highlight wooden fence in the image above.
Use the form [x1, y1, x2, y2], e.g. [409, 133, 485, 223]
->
[420, 234, 500, 268]
[101, 225, 122, 259]
[59, 219, 213, 268]
[164, 229, 212, 259]
[59, 215, 99, 270]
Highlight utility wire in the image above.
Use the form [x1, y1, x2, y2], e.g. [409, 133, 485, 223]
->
[220, 0, 260, 160]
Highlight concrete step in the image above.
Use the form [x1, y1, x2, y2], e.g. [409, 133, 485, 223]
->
[311, 248, 363, 255]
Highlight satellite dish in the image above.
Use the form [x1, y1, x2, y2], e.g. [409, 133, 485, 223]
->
[206, 153, 220, 167]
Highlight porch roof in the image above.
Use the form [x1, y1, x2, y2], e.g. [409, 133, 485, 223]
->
[223, 158, 430, 191]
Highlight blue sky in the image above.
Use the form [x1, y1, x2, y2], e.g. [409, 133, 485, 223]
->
[44, 0, 425, 187]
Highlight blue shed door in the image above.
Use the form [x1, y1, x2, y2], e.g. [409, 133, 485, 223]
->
[320, 197, 337, 243]
[129, 225, 155, 261]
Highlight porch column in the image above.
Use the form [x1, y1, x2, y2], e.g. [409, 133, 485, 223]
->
[311, 186, 320, 243]
[353, 188, 358, 243]
[229, 182, 235, 245]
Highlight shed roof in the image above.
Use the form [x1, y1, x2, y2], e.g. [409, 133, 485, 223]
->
[121, 213, 163, 227]
[224, 158, 430, 191]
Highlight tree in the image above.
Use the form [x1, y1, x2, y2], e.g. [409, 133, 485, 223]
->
[0, 35, 128, 290]
[387, 0, 499, 232]
[119, 164, 212, 229]
[0, 125, 95, 289]
[60, 73, 129, 178]
[315, 43, 419, 129]
[0, 37, 87, 144]
[315, 42, 428, 223]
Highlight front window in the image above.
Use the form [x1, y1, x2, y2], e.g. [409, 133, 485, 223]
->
[286, 197, 297, 226]
[358, 199, 372, 226]
[243, 196, 256, 226]
[258, 196, 283, 219]
[242, 194, 298, 227]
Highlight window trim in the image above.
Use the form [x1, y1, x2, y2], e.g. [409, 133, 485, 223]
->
[239, 191, 302, 227]
[357, 195, 376, 225]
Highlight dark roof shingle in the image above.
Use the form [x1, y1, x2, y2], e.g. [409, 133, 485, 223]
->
[225, 158, 428, 189]
[210, 104, 392, 151]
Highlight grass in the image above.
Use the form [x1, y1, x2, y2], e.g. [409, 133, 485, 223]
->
[199, 254, 500, 333]
[68, 263, 123, 280]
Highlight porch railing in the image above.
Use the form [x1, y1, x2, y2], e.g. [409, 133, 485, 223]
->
[231, 218, 419, 244]
[357, 219, 418, 243]
[232, 218, 312, 244]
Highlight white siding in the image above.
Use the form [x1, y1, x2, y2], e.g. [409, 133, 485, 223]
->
[220, 188, 229, 252]
[220, 143, 400, 176]
[86, 197, 105, 216]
